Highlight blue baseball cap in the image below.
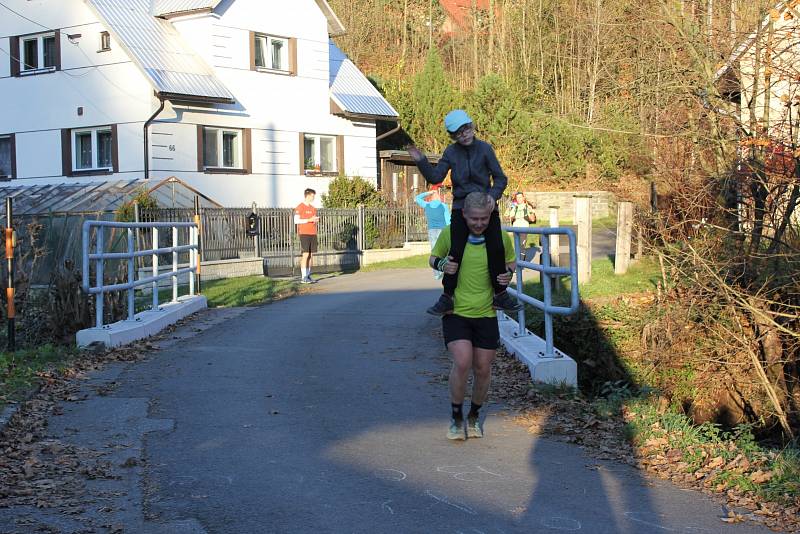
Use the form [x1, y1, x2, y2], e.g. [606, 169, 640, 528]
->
[444, 109, 473, 133]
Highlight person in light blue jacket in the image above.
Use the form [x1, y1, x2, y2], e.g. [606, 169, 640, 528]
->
[415, 184, 451, 278]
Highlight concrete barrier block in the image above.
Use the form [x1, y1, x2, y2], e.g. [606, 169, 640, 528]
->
[76, 295, 207, 348]
[497, 313, 578, 387]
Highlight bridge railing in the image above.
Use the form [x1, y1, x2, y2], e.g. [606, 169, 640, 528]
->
[503, 226, 580, 359]
[82, 220, 199, 329]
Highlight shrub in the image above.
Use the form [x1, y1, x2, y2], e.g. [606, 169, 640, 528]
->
[321, 176, 386, 208]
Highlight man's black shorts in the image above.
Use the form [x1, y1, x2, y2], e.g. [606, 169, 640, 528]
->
[442, 314, 499, 350]
[299, 234, 318, 253]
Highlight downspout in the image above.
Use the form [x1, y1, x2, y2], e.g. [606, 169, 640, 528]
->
[143, 96, 166, 180]
[375, 119, 400, 142]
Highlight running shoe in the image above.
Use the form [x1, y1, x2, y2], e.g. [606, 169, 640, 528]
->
[447, 419, 465, 441]
[306, 274, 318, 284]
[427, 294, 454, 316]
[300, 277, 312, 284]
[466, 417, 483, 438]
[492, 291, 523, 312]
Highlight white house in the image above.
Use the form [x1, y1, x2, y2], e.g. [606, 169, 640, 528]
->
[0, 0, 399, 207]
[716, 2, 800, 144]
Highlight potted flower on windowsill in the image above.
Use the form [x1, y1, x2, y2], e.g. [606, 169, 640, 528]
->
[304, 158, 322, 176]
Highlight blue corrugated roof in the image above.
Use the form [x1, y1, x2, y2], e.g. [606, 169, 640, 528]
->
[85, 0, 235, 103]
[329, 41, 398, 119]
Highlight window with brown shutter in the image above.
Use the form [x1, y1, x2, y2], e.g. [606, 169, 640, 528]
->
[9, 37, 20, 77]
[0, 134, 16, 180]
[252, 33, 292, 74]
[288, 37, 297, 76]
[13, 31, 61, 76]
[301, 133, 340, 176]
[198, 126, 249, 174]
[62, 125, 118, 176]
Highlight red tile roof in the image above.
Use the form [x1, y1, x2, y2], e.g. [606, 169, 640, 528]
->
[439, 0, 490, 29]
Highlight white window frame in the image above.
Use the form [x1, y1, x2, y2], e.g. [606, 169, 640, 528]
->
[303, 134, 337, 174]
[203, 127, 244, 170]
[72, 127, 114, 172]
[0, 135, 12, 180]
[254, 34, 289, 72]
[20, 32, 57, 74]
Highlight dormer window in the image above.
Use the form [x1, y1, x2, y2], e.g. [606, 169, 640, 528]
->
[255, 34, 287, 71]
[10, 31, 61, 76]
[99, 31, 111, 52]
[250, 32, 296, 75]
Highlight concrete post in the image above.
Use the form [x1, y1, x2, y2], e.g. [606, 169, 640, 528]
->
[614, 201, 633, 275]
[574, 195, 592, 284]
[549, 206, 560, 293]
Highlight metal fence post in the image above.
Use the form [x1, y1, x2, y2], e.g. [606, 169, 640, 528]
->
[152, 227, 159, 311]
[189, 225, 196, 296]
[5, 197, 15, 351]
[513, 232, 525, 337]
[172, 226, 178, 302]
[127, 228, 135, 320]
[96, 226, 104, 328]
[194, 196, 202, 292]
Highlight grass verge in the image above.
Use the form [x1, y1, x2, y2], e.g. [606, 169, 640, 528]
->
[134, 276, 299, 309]
[625, 397, 800, 506]
[0, 344, 77, 408]
[360, 254, 430, 271]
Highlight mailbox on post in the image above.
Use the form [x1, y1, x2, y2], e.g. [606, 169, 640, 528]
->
[246, 211, 259, 237]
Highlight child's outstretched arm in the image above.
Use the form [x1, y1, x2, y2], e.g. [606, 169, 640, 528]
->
[408, 144, 452, 185]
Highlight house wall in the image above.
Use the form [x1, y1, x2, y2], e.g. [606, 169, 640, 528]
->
[738, 13, 800, 143]
[1, 0, 158, 180]
[0, 0, 383, 208]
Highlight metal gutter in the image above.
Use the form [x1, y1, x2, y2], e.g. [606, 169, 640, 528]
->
[144, 96, 167, 180]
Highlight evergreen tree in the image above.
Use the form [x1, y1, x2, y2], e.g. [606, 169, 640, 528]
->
[409, 49, 460, 153]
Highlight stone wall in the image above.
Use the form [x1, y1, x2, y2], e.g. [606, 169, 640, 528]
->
[522, 191, 616, 220]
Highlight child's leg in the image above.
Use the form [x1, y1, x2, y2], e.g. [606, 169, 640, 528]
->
[485, 209, 506, 294]
[443, 209, 468, 296]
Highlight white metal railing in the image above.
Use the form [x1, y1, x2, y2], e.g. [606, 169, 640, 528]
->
[82, 220, 199, 329]
[504, 226, 580, 358]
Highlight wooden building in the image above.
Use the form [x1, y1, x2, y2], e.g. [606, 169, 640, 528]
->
[378, 150, 442, 205]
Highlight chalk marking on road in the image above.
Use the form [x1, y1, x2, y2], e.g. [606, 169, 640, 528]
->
[624, 512, 713, 532]
[382, 500, 395, 515]
[168, 475, 198, 486]
[425, 489, 477, 515]
[436, 465, 504, 482]
[376, 468, 407, 481]
[540, 516, 582, 530]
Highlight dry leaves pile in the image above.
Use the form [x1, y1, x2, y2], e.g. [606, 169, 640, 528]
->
[0, 346, 145, 531]
[491, 349, 800, 533]
[0, 316, 193, 532]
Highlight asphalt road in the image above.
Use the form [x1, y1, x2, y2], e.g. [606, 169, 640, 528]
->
[0, 269, 775, 534]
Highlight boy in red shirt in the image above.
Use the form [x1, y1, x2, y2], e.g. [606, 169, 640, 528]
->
[294, 188, 319, 284]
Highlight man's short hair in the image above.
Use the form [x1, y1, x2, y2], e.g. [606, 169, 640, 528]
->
[304, 188, 316, 197]
[464, 192, 494, 212]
